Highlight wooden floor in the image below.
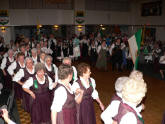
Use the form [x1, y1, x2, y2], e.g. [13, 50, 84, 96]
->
[92, 63, 165, 124]
[17, 61, 165, 124]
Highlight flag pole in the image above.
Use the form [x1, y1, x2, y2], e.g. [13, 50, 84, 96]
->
[141, 24, 146, 46]
[36, 17, 41, 42]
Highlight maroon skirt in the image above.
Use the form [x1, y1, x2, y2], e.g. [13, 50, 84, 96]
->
[57, 107, 77, 124]
[14, 82, 23, 99]
[77, 97, 96, 124]
[30, 91, 51, 124]
[22, 92, 31, 113]
[4, 71, 13, 90]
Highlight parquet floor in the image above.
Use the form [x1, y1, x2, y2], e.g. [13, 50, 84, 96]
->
[17, 100, 31, 124]
[16, 62, 165, 124]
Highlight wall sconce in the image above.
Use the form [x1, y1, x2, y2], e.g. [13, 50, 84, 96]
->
[78, 28, 83, 31]
[77, 25, 83, 32]
[1, 26, 6, 33]
[37, 24, 42, 29]
[77, 25, 83, 28]
[101, 27, 106, 30]
[53, 25, 59, 30]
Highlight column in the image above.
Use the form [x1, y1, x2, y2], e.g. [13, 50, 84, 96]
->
[0, 0, 12, 45]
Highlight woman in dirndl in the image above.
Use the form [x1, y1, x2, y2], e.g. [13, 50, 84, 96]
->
[72, 63, 105, 124]
[1, 49, 15, 90]
[51, 64, 83, 124]
[96, 41, 108, 71]
[23, 63, 56, 124]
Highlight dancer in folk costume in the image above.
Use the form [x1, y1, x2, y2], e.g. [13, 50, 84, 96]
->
[72, 63, 105, 124]
[31, 48, 40, 65]
[96, 41, 108, 71]
[56, 42, 63, 61]
[48, 34, 57, 62]
[112, 77, 147, 124]
[8, 52, 25, 99]
[1, 49, 15, 90]
[89, 40, 98, 66]
[109, 39, 123, 71]
[68, 39, 74, 60]
[101, 77, 129, 124]
[39, 52, 46, 64]
[45, 55, 58, 83]
[41, 41, 53, 55]
[73, 36, 80, 60]
[45, 55, 58, 101]
[62, 57, 77, 85]
[23, 63, 57, 124]
[13, 57, 35, 112]
[51, 64, 84, 124]
[62, 42, 69, 57]
[19, 44, 28, 57]
[80, 36, 89, 59]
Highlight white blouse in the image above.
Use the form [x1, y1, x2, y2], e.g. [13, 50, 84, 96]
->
[72, 77, 99, 99]
[13, 67, 35, 82]
[40, 59, 45, 64]
[32, 56, 38, 65]
[22, 74, 54, 90]
[109, 43, 115, 55]
[45, 63, 58, 82]
[7, 61, 25, 76]
[159, 55, 165, 64]
[101, 93, 122, 124]
[1, 57, 14, 70]
[97, 45, 107, 54]
[51, 80, 74, 112]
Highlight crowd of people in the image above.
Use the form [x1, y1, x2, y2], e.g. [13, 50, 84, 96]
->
[0, 31, 164, 124]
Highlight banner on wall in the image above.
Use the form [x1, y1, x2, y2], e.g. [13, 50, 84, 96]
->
[75, 11, 85, 24]
[0, 10, 9, 25]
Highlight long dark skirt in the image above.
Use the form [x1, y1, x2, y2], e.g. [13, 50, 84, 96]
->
[77, 97, 96, 124]
[14, 82, 23, 99]
[159, 64, 165, 70]
[96, 50, 107, 70]
[30, 92, 51, 124]
[82, 44, 88, 57]
[57, 108, 77, 124]
[4, 73, 13, 90]
[22, 92, 30, 113]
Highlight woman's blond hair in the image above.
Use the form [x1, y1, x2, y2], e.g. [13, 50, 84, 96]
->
[122, 78, 147, 105]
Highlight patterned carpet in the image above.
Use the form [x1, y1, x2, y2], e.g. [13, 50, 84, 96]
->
[16, 100, 31, 124]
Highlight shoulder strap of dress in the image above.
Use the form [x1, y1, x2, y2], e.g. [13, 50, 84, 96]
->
[89, 78, 93, 89]
[51, 64, 54, 72]
[45, 74, 49, 83]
